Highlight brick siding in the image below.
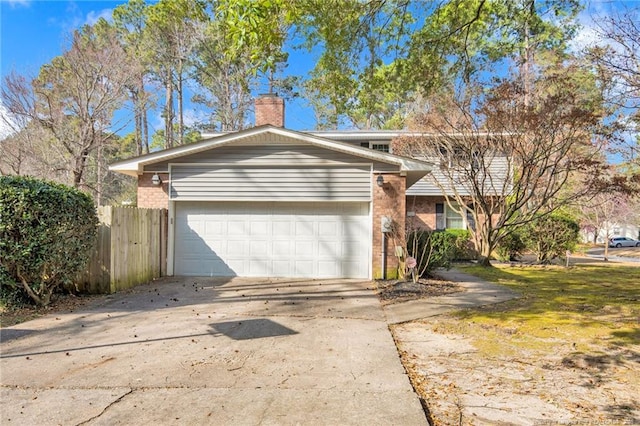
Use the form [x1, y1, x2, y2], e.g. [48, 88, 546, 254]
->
[372, 173, 406, 279]
[406, 195, 443, 231]
[137, 173, 169, 209]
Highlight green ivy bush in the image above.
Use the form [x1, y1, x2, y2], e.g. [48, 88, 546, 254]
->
[0, 176, 98, 307]
[407, 229, 471, 279]
[524, 212, 580, 264]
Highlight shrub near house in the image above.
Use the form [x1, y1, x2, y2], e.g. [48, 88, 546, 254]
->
[0, 176, 98, 307]
[406, 229, 471, 280]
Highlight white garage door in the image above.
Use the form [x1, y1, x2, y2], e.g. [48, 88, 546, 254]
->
[174, 201, 370, 278]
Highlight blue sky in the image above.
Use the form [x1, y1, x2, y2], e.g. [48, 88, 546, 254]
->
[1, 0, 637, 137]
[1, 1, 117, 77]
[0, 0, 318, 134]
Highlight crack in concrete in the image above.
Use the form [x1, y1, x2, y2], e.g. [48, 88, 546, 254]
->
[75, 388, 133, 425]
[242, 312, 385, 322]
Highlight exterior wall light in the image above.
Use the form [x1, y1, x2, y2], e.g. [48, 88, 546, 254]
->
[151, 173, 162, 186]
[376, 175, 384, 187]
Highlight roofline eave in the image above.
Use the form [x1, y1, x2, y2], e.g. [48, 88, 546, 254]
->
[109, 125, 434, 176]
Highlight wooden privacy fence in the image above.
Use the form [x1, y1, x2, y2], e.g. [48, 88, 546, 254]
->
[79, 206, 168, 294]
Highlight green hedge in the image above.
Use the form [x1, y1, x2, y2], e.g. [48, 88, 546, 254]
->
[524, 212, 580, 264]
[0, 176, 98, 306]
[496, 213, 580, 264]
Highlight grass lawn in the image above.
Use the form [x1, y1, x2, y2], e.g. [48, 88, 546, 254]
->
[455, 264, 639, 355]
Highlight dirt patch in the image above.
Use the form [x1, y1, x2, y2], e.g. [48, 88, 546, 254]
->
[0, 293, 101, 328]
[376, 277, 463, 305]
[393, 317, 640, 425]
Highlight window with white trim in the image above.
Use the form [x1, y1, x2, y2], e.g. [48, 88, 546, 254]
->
[360, 141, 390, 152]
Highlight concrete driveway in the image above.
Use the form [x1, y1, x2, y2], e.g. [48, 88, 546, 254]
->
[0, 277, 426, 425]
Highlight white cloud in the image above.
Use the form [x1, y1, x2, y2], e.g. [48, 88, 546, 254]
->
[571, 1, 640, 53]
[571, 21, 600, 51]
[183, 109, 210, 128]
[570, 4, 608, 52]
[4, 0, 31, 8]
[53, 3, 113, 37]
[149, 109, 211, 135]
[85, 8, 113, 26]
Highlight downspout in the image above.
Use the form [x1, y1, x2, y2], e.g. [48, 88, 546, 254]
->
[382, 232, 386, 280]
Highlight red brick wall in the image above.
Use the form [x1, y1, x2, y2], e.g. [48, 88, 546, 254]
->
[406, 196, 443, 231]
[137, 173, 169, 209]
[372, 173, 406, 279]
[255, 95, 285, 127]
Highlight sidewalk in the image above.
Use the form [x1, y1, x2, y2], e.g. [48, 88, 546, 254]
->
[382, 268, 518, 324]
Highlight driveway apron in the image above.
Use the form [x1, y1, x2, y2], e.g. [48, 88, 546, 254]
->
[0, 277, 426, 425]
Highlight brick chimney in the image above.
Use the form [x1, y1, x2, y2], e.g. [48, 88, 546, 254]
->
[255, 94, 285, 127]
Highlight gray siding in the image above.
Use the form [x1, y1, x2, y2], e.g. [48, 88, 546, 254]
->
[407, 156, 510, 196]
[144, 144, 397, 172]
[170, 165, 372, 201]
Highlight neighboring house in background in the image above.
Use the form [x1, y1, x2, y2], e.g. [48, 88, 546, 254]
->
[581, 222, 640, 244]
[110, 95, 506, 280]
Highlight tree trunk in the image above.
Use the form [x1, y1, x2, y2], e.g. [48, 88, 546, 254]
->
[133, 90, 142, 156]
[135, 110, 142, 156]
[477, 240, 494, 267]
[165, 69, 174, 149]
[477, 255, 493, 267]
[177, 59, 184, 145]
[143, 99, 149, 154]
[73, 148, 89, 188]
[140, 74, 149, 154]
[17, 269, 48, 307]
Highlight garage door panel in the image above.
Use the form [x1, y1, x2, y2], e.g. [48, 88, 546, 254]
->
[295, 241, 314, 256]
[294, 260, 314, 276]
[250, 241, 268, 255]
[228, 221, 246, 235]
[318, 241, 339, 257]
[204, 221, 224, 235]
[295, 221, 315, 236]
[272, 261, 291, 276]
[318, 221, 339, 236]
[318, 261, 338, 276]
[272, 221, 293, 236]
[273, 240, 292, 255]
[343, 261, 362, 276]
[227, 240, 245, 256]
[174, 201, 370, 278]
[249, 260, 269, 275]
[250, 221, 269, 235]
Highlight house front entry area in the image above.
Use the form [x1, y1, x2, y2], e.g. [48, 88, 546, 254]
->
[174, 201, 371, 278]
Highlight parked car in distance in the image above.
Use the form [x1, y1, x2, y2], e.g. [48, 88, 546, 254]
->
[608, 237, 640, 248]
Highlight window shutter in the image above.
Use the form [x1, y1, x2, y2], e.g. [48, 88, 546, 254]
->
[435, 203, 445, 230]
